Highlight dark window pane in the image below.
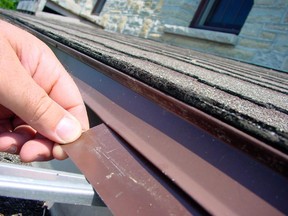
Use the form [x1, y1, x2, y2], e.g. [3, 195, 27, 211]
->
[192, 0, 254, 34]
[205, 0, 228, 27]
[92, 0, 106, 15]
[235, 1, 254, 27]
[205, 0, 252, 30]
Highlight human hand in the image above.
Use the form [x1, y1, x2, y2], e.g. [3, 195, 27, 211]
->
[0, 20, 89, 162]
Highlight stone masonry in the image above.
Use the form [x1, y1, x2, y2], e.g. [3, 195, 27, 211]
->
[87, 0, 288, 72]
[159, 0, 288, 72]
[17, 0, 288, 72]
[88, 0, 165, 38]
[236, 0, 288, 72]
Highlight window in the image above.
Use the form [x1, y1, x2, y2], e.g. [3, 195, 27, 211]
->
[91, 0, 106, 15]
[190, 0, 253, 34]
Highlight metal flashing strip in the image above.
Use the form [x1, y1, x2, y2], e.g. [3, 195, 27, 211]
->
[63, 124, 198, 215]
[71, 76, 288, 216]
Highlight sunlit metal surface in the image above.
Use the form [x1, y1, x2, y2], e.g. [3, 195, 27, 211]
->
[0, 163, 102, 206]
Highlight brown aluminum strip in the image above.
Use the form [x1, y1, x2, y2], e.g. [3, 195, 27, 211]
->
[72, 77, 284, 216]
[62, 124, 193, 215]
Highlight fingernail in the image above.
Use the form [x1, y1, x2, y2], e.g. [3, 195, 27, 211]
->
[55, 115, 82, 143]
[8, 145, 17, 154]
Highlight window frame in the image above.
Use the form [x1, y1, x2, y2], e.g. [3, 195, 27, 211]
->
[190, 0, 253, 35]
[91, 0, 107, 15]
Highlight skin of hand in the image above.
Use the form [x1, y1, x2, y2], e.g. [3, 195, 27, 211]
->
[0, 20, 89, 162]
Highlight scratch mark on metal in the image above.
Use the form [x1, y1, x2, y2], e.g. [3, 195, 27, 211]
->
[110, 160, 126, 176]
[90, 147, 102, 158]
[106, 172, 115, 179]
[129, 176, 138, 184]
[102, 152, 110, 160]
[106, 148, 119, 154]
[115, 191, 123, 198]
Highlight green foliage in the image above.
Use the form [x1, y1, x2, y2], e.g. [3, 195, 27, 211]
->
[0, 0, 19, 10]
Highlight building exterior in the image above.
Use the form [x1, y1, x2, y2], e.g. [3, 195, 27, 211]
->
[17, 0, 288, 72]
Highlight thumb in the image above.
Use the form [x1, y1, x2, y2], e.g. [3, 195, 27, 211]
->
[0, 54, 82, 144]
[2, 71, 82, 143]
[0, 34, 83, 144]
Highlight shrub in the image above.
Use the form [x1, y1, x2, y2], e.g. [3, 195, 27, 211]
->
[0, 0, 19, 10]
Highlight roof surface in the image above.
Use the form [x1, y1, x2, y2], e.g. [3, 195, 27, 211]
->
[1, 10, 288, 154]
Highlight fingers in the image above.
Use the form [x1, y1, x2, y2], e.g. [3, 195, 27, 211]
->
[53, 143, 68, 160]
[0, 125, 36, 154]
[0, 127, 68, 162]
[20, 140, 68, 162]
[2, 21, 89, 132]
[0, 22, 89, 145]
[0, 62, 82, 143]
[0, 21, 89, 162]
[20, 138, 55, 162]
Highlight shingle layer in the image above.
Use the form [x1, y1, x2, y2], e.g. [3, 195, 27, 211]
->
[1, 10, 287, 153]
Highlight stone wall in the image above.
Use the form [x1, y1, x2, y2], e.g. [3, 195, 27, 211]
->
[239, 0, 288, 72]
[159, 0, 288, 72]
[89, 0, 198, 39]
[88, 0, 287, 72]
[19, 0, 287, 72]
[87, 0, 164, 38]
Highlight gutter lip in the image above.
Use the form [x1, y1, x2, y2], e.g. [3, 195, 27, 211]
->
[3, 13, 288, 176]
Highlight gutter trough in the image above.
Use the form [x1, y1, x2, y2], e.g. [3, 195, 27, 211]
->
[0, 163, 98, 206]
[1, 11, 288, 216]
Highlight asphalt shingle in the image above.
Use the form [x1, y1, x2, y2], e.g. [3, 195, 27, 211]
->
[1, 10, 287, 153]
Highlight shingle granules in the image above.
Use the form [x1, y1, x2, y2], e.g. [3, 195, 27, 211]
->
[0, 196, 49, 216]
